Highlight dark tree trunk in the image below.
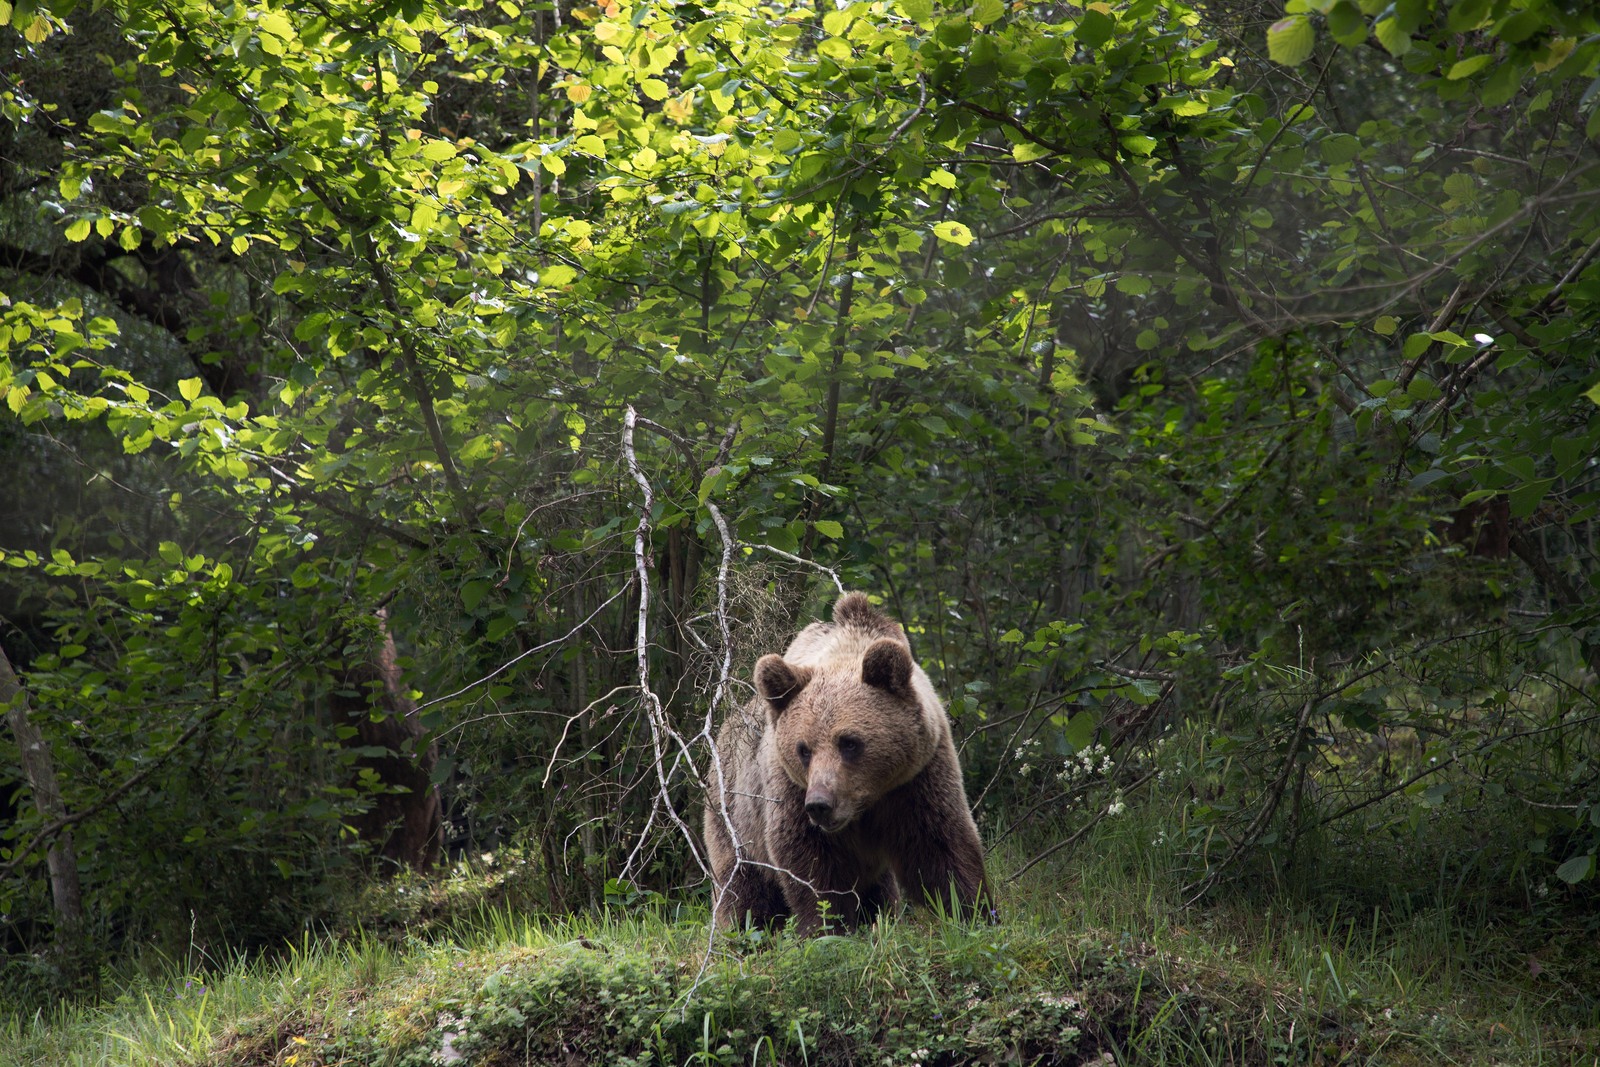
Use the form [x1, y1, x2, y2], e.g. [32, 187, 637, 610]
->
[0, 642, 84, 941]
[330, 617, 442, 873]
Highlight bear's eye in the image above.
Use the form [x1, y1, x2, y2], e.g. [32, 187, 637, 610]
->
[797, 742, 812, 764]
[837, 736, 863, 760]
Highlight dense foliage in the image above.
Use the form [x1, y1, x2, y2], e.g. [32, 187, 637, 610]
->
[2, 0, 1598, 998]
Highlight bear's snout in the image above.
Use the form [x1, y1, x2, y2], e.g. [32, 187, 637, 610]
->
[804, 789, 843, 832]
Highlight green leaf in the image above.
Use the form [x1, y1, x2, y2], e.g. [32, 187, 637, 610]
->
[460, 579, 491, 612]
[1267, 15, 1316, 67]
[1446, 54, 1494, 80]
[971, 0, 1004, 26]
[935, 17, 971, 46]
[178, 377, 202, 402]
[1321, 133, 1360, 164]
[1555, 853, 1595, 884]
[1508, 478, 1554, 519]
[257, 10, 294, 42]
[1447, 0, 1492, 32]
[1075, 9, 1115, 48]
[1374, 17, 1411, 55]
[540, 264, 577, 287]
[1492, 9, 1544, 44]
[64, 218, 91, 242]
[1063, 710, 1098, 751]
[1583, 379, 1600, 407]
[814, 520, 844, 540]
[896, 0, 933, 25]
[1405, 376, 1441, 402]
[1326, 1, 1367, 46]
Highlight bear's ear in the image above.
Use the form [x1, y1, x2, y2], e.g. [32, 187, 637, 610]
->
[755, 654, 812, 715]
[861, 638, 913, 697]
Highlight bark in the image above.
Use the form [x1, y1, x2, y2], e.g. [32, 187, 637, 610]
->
[331, 617, 443, 873]
[0, 642, 85, 940]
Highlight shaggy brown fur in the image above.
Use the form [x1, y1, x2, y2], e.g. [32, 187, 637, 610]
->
[704, 592, 993, 934]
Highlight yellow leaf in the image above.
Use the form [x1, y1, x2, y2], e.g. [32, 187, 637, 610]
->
[64, 218, 91, 243]
[179, 378, 202, 402]
[641, 78, 670, 101]
[631, 146, 658, 169]
[258, 10, 293, 40]
[24, 13, 51, 42]
[932, 220, 974, 246]
[1535, 38, 1574, 73]
[663, 91, 695, 125]
[541, 264, 577, 287]
[566, 82, 594, 104]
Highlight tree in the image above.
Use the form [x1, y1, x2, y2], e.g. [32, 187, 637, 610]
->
[1, 0, 1597, 982]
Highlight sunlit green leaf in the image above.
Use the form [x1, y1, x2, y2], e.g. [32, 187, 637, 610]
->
[1267, 15, 1315, 66]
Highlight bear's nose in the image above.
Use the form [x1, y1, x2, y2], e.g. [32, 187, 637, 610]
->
[804, 795, 834, 827]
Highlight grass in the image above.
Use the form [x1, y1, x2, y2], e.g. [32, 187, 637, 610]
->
[4, 788, 1598, 1065]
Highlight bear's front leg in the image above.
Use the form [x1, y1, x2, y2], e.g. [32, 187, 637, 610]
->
[766, 804, 889, 934]
[711, 859, 791, 932]
[881, 757, 997, 924]
[779, 865, 894, 935]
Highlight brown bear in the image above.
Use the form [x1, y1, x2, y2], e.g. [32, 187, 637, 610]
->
[704, 592, 993, 934]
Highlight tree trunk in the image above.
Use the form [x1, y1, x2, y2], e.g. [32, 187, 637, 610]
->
[0, 642, 85, 941]
[331, 616, 443, 873]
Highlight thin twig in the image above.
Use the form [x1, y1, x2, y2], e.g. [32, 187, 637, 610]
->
[1184, 689, 1316, 905]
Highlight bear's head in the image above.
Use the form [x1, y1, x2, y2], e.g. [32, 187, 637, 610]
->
[755, 637, 933, 833]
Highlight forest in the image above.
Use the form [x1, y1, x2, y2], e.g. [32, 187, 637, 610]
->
[2, 0, 1599, 1061]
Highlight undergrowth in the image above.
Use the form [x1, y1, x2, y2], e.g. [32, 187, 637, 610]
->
[5, 739, 1599, 1066]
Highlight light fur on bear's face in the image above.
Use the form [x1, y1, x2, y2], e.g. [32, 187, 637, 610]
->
[755, 638, 937, 833]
